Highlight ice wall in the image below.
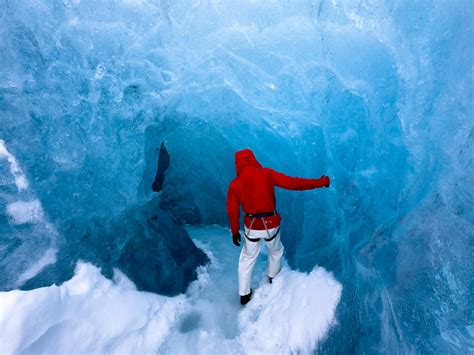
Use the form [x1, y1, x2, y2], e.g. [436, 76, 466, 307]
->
[0, 0, 209, 294]
[1, 135, 208, 295]
[0, 0, 472, 353]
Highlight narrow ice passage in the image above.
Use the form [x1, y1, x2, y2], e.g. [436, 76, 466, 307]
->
[0, 226, 342, 354]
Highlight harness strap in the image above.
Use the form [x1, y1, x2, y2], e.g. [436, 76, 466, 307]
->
[266, 227, 280, 242]
[244, 224, 280, 243]
[244, 210, 280, 242]
[244, 234, 260, 242]
[262, 217, 273, 239]
[245, 210, 276, 219]
[244, 217, 257, 241]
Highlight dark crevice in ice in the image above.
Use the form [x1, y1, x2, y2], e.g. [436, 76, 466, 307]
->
[152, 142, 170, 193]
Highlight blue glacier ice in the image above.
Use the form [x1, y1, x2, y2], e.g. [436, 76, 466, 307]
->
[0, 0, 472, 353]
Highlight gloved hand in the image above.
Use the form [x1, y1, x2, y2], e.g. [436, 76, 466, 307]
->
[232, 232, 241, 247]
[320, 175, 330, 187]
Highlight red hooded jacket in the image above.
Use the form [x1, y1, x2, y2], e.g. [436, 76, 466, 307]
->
[226, 149, 330, 236]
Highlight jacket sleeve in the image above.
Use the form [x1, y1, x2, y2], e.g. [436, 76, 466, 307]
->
[226, 184, 241, 236]
[269, 169, 329, 190]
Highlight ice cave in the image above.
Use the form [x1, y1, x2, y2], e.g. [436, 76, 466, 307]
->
[0, 0, 472, 353]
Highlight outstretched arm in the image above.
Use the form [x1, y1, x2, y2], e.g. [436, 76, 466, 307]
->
[269, 169, 330, 190]
[226, 185, 241, 236]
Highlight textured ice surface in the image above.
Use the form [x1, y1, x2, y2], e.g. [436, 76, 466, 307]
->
[0, 226, 342, 354]
[0, 0, 472, 353]
[0, 137, 208, 295]
[0, 140, 58, 290]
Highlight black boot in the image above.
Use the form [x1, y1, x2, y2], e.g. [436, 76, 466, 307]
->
[268, 276, 273, 284]
[240, 289, 252, 305]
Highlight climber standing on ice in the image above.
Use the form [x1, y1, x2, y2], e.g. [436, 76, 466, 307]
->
[226, 149, 330, 305]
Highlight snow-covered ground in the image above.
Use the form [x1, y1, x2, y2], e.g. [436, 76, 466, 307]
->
[0, 226, 342, 354]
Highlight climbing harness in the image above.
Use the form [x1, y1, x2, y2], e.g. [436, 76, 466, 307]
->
[244, 210, 280, 242]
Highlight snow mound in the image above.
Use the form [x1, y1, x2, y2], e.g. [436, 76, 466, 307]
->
[0, 226, 342, 354]
[0, 262, 187, 354]
[160, 227, 342, 354]
[239, 267, 342, 354]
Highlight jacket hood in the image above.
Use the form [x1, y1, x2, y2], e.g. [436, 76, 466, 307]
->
[235, 149, 262, 176]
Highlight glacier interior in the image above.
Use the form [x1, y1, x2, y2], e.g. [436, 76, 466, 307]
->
[0, 0, 473, 353]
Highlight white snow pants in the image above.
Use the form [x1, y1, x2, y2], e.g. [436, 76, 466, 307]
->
[238, 226, 284, 296]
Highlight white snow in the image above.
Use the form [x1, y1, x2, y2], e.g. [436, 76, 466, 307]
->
[160, 226, 342, 354]
[0, 226, 342, 354]
[0, 139, 29, 191]
[0, 262, 187, 354]
[238, 267, 342, 354]
[6, 199, 44, 225]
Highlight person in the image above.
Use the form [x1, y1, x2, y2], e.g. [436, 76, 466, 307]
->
[226, 148, 330, 305]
